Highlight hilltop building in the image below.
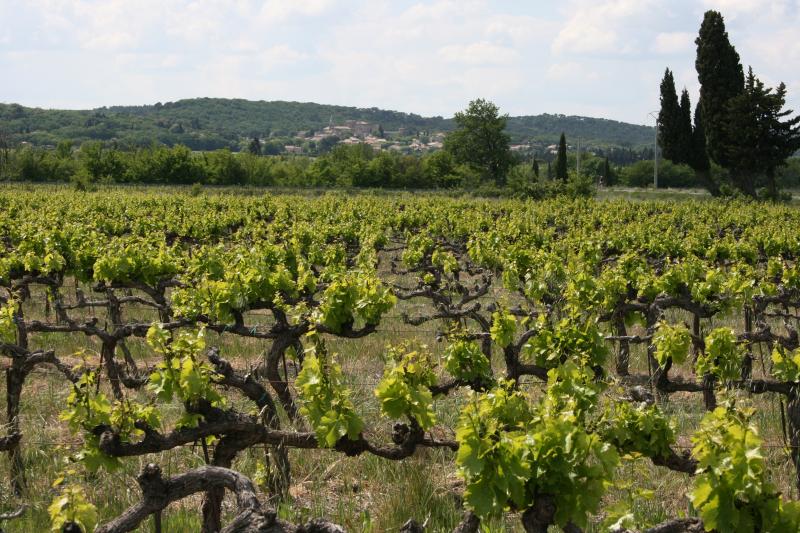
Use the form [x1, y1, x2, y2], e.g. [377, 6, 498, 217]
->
[345, 120, 375, 137]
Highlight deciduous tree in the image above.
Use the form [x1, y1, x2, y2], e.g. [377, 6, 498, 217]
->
[444, 99, 513, 186]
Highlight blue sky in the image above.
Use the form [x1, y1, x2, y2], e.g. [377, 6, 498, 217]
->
[1, 0, 798, 125]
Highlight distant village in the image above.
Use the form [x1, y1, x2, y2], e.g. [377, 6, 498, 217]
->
[281, 120, 445, 155]
[271, 119, 534, 155]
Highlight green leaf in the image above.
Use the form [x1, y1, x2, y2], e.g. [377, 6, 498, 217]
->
[490, 310, 516, 348]
[374, 345, 437, 430]
[653, 321, 692, 367]
[296, 338, 363, 448]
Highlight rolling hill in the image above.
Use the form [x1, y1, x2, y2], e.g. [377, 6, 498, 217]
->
[0, 98, 654, 151]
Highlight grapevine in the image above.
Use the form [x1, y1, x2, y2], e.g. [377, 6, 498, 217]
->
[0, 188, 796, 531]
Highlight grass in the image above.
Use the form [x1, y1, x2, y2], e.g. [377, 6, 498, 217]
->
[597, 187, 711, 202]
[597, 185, 800, 205]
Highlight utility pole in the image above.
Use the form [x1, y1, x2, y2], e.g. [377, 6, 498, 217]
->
[648, 111, 659, 189]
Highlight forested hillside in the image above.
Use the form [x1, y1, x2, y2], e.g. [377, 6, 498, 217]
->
[507, 114, 653, 147]
[0, 98, 654, 150]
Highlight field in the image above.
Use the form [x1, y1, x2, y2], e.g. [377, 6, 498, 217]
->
[1, 185, 800, 532]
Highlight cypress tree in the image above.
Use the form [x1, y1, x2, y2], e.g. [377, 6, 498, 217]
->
[689, 102, 717, 195]
[603, 157, 612, 186]
[248, 137, 262, 156]
[677, 89, 693, 165]
[658, 69, 683, 163]
[555, 133, 568, 181]
[762, 82, 800, 196]
[532, 158, 540, 178]
[721, 68, 800, 197]
[695, 10, 744, 170]
[546, 161, 553, 180]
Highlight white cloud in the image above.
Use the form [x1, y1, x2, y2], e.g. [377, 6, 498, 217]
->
[553, 22, 619, 55]
[703, 0, 764, 11]
[546, 61, 599, 82]
[653, 32, 694, 55]
[702, 0, 791, 19]
[309, 0, 544, 116]
[400, 0, 484, 23]
[257, 0, 335, 23]
[81, 31, 138, 51]
[484, 15, 553, 45]
[743, 26, 800, 68]
[259, 44, 309, 70]
[552, 0, 655, 56]
[160, 54, 181, 69]
[438, 41, 519, 65]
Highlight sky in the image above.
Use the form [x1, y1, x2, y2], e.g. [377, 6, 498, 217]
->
[1, 0, 799, 125]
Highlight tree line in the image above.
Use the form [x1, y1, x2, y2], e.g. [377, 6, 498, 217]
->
[0, 139, 586, 196]
[4, 132, 795, 195]
[658, 10, 800, 198]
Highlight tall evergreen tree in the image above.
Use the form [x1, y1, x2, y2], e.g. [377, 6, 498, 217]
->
[546, 161, 553, 180]
[689, 102, 717, 195]
[532, 158, 540, 178]
[658, 68, 683, 163]
[721, 68, 800, 197]
[248, 137, 262, 156]
[695, 10, 744, 170]
[762, 82, 800, 195]
[677, 89, 694, 164]
[602, 157, 612, 186]
[555, 132, 568, 181]
[0, 129, 9, 180]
